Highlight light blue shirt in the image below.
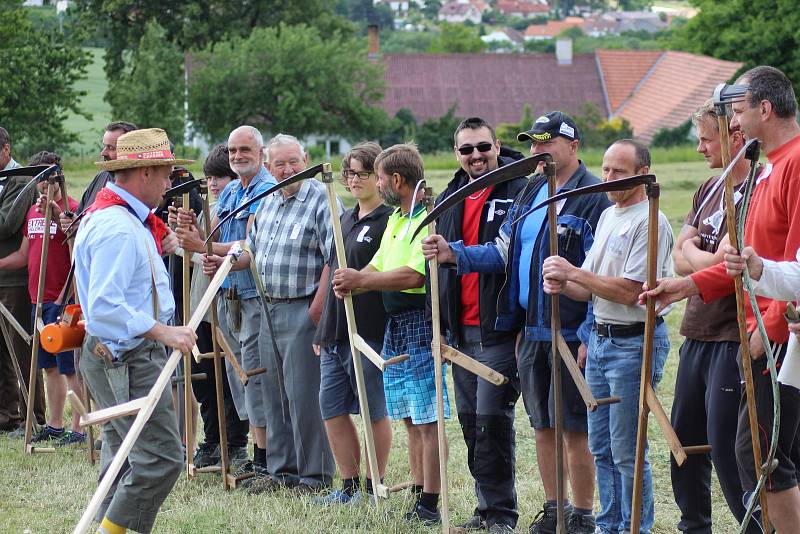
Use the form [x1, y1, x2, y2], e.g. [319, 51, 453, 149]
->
[215, 166, 275, 297]
[518, 185, 549, 310]
[74, 182, 175, 359]
[3, 158, 20, 171]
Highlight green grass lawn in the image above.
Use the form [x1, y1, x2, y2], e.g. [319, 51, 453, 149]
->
[0, 158, 740, 533]
[64, 48, 112, 160]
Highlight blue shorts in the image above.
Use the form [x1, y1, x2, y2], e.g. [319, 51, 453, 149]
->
[319, 341, 388, 422]
[382, 309, 450, 425]
[34, 302, 75, 375]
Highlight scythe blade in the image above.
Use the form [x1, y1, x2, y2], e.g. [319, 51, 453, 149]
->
[518, 173, 657, 224]
[409, 152, 552, 240]
[206, 163, 326, 244]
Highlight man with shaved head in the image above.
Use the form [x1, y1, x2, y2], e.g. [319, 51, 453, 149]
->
[176, 125, 275, 485]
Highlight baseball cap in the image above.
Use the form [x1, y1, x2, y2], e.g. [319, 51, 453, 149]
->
[517, 111, 580, 143]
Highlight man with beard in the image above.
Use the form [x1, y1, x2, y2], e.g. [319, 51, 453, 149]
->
[418, 117, 526, 532]
[176, 125, 275, 485]
[424, 112, 609, 533]
[332, 143, 450, 525]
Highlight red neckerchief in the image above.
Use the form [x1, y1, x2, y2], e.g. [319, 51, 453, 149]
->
[85, 187, 168, 254]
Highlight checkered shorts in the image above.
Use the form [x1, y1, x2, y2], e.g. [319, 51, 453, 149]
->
[382, 309, 450, 424]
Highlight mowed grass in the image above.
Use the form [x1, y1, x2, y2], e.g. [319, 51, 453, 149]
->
[0, 158, 739, 533]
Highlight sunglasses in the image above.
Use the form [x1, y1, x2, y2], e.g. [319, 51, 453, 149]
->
[457, 142, 494, 156]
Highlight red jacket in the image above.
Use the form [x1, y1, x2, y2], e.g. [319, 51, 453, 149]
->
[691, 134, 800, 343]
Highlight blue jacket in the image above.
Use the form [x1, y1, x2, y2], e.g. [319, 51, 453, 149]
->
[451, 161, 611, 343]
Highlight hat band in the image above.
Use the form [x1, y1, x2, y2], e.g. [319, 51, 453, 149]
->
[119, 150, 174, 160]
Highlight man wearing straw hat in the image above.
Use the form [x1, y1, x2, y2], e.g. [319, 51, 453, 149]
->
[74, 128, 197, 534]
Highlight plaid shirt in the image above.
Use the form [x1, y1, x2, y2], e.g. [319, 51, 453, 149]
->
[248, 178, 343, 298]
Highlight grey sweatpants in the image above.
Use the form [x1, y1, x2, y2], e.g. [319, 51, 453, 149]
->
[79, 337, 182, 533]
[260, 297, 334, 487]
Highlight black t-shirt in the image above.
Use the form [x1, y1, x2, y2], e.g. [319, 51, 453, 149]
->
[315, 203, 393, 347]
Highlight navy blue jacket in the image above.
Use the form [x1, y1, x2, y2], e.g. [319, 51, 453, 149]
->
[450, 161, 611, 343]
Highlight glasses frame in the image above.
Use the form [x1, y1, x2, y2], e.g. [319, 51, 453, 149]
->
[341, 169, 374, 181]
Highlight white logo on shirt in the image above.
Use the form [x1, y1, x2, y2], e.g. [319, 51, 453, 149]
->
[356, 225, 372, 243]
[28, 218, 58, 238]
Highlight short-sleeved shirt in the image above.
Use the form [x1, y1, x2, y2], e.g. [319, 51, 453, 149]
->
[316, 203, 393, 346]
[582, 200, 674, 324]
[24, 196, 78, 303]
[216, 167, 275, 298]
[680, 175, 742, 342]
[248, 178, 342, 298]
[369, 204, 428, 315]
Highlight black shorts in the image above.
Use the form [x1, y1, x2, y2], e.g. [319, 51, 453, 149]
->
[736, 343, 800, 493]
[517, 337, 587, 433]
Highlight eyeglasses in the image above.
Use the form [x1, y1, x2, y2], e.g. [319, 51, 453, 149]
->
[205, 175, 232, 182]
[341, 170, 373, 181]
[457, 142, 494, 156]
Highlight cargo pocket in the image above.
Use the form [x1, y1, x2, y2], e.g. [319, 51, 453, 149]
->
[105, 362, 130, 405]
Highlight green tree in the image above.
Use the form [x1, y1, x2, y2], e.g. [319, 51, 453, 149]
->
[0, 0, 90, 155]
[381, 108, 418, 147]
[71, 0, 354, 82]
[496, 104, 535, 152]
[382, 30, 436, 53]
[106, 21, 185, 142]
[427, 22, 486, 53]
[415, 106, 462, 153]
[651, 120, 692, 148]
[188, 23, 388, 142]
[670, 0, 800, 95]
[573, 102, 633, 149]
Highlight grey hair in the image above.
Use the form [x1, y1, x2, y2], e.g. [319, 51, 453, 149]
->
[266, 133, 305, 158]
[230, 125, 264, 148]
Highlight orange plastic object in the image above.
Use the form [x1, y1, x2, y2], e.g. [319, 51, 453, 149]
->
[40, 304, 85, 353]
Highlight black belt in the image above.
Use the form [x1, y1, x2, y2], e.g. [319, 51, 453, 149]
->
[264, 294, 311, 305]
[594, 317, 663, 338]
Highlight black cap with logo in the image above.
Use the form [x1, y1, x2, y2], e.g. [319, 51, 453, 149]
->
[517, 111, 581, 143]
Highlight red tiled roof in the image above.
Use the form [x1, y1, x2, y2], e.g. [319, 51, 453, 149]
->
[595, 49, 663, 113]
[613, 50, 743, 143]
[497, 0, 550, 16]
[382, 53, 607, 127]
[524, 19, 583, 38]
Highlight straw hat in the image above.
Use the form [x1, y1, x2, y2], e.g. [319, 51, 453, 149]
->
[95, 128, 193, 171]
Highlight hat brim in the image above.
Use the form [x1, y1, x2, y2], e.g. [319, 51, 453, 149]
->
[517, 131, 534, 142]
[95, 158, 194, 172]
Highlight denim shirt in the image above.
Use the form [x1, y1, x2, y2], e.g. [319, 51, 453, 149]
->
[215, 166, 275, 299]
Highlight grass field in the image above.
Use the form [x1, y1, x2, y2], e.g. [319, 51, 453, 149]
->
[0, 158, 736, 533]
[64, 48, 112, 160]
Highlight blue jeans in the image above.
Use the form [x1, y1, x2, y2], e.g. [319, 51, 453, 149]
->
[587, 322, 669, 534]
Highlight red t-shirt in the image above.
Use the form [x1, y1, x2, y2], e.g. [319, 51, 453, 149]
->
[23, 196, 78, 303]
[692, 134, 800, 343]
[460, 185, 494, 326]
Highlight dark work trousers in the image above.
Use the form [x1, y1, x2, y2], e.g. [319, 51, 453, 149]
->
[670, 339, 758, 534]
[453, 325, 520, 528]
[0, 285, 45, 427]
[190, 320, 249, 448]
